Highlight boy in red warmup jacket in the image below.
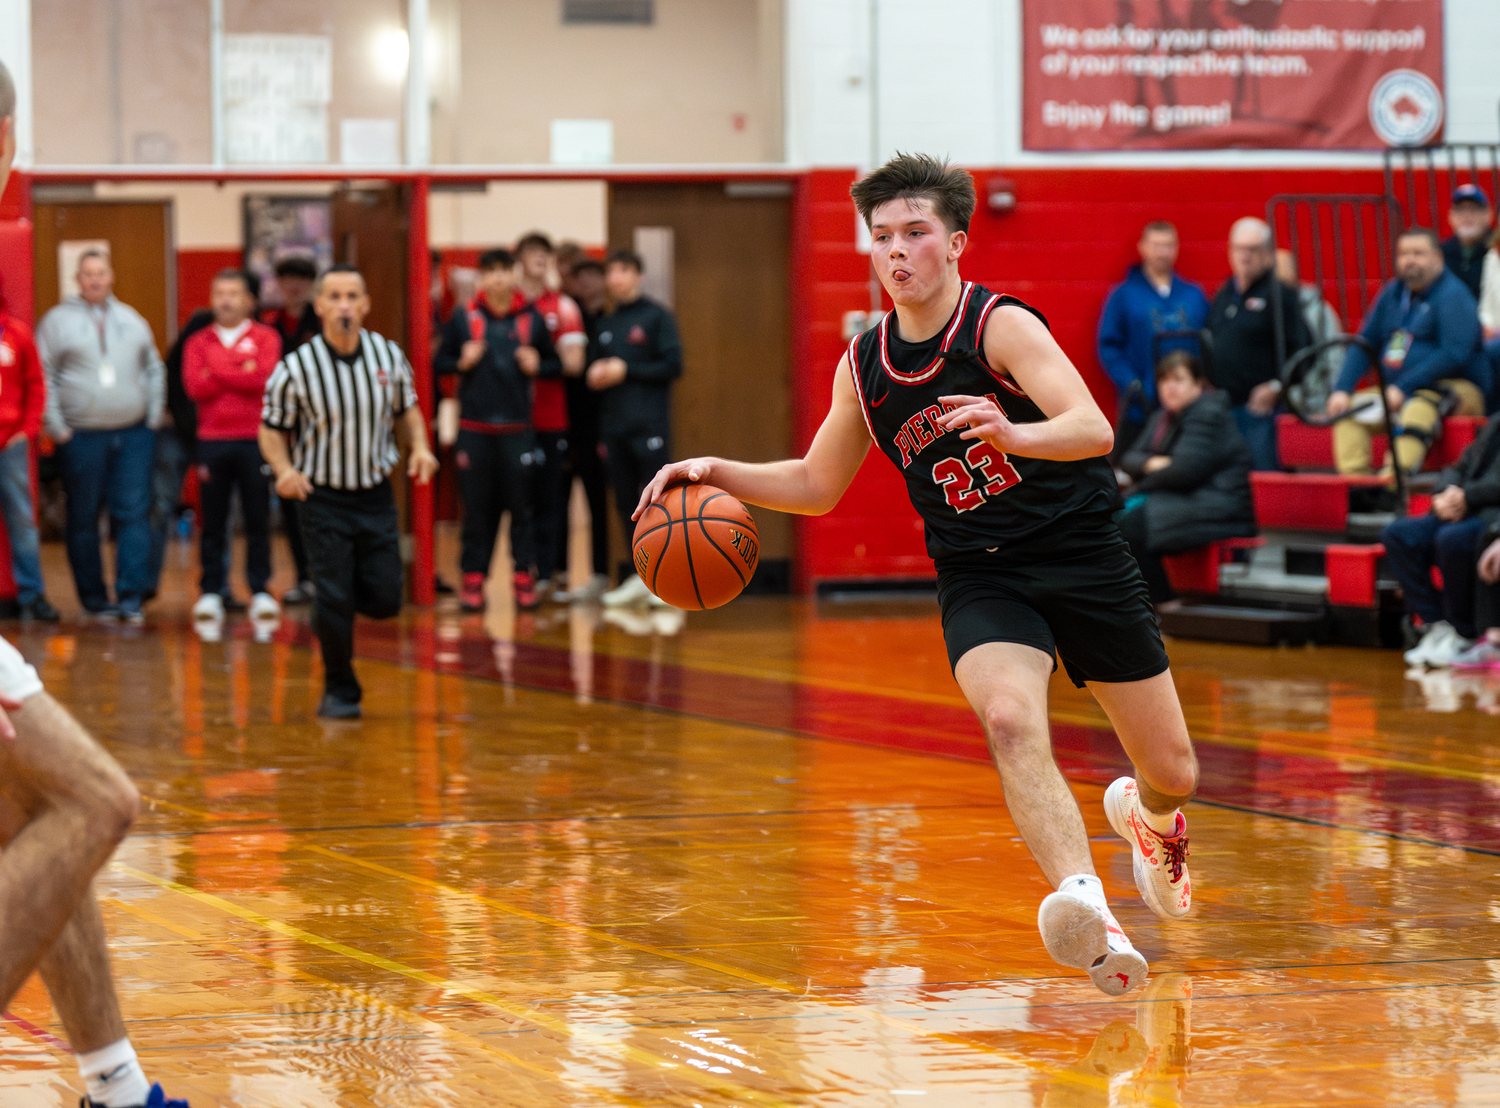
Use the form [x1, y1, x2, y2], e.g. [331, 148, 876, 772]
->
[182, 270, 282, 624]
[0, 306, 57, 620]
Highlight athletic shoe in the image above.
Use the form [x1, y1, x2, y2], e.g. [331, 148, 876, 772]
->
[1424, 629, 1477, 668]
[1404, 621, 1457, 666]
[1037, 878, 1148, 997]
[460, 572, 486, 612]
[282, 581, 315, 605]
[192, 593, 224, 621]
[20, 596, 61, 622]
[83, 1082, 191, 1108]
[569, 573, 609, 603]
[88, 605, 122, 622]
[1105, 777, 1191, 920]
[602, 573, 653, 607]
[249, 592, 280, 620]
[120, 605, 145, 626]
[1452, 640, 1500, 670]
[317, 693, 362, 720]
[514, 571, 540, 611]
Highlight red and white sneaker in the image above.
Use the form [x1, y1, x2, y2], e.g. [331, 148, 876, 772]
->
[1104, 777, 1191, 920]
[1038, 876, 1149, 997]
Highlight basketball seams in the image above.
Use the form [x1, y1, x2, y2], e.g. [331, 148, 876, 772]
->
[679, 485, 705, 609]
[632, 512, 754, 543]
[632, 484, 757, 609]
[695, 516, 749, 588]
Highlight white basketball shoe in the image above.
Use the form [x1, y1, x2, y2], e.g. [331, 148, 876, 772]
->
[1104, 777, 1192, 920]
[1038, 875, 1149, 997]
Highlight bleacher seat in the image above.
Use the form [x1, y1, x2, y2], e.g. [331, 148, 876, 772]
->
[1250, 472, 1386, 532]
[1161, 537, 1264, 595]
[1275, 414, 1485, 472]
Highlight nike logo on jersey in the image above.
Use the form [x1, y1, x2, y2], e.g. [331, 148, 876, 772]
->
[870, 392, 887, 407]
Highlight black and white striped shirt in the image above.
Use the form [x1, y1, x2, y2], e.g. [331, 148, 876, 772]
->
[261, 331, 419, 490]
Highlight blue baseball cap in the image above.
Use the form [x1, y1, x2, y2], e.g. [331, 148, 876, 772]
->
[1452, 183, 1491, 207]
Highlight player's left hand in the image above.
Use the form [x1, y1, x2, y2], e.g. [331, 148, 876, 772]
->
[408, 447, 439, 486]
[587, 357, 628, 390]
[633, 457, 716, 521]
[935, 394, 1023, 453]
[0, 693, 25, 741]
[516, 346, 541, 376]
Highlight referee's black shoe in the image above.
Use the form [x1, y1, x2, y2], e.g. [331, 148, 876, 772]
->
[317, 693, 362, 720]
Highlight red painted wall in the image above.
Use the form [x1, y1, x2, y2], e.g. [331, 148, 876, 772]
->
[793, 165, 1389, 584]
[177, 248, 243, 328]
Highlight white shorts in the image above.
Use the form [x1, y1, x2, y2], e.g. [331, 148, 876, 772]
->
[0, 637, 44, 703]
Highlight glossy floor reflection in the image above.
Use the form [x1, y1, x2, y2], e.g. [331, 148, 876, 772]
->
[5, 544, 1500, 1105]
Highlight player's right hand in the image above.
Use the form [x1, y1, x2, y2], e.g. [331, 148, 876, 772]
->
[633, 458, 714, 520]
[458, 339, 486, 371]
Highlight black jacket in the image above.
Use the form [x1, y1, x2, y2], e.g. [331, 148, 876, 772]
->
[1122, 390, 1256, 553]
[435, 299, 559, 430]
[592, 296, 682, 437]
[163, 308, 212, 451]
[1442, 236, 1487, 301]
[1435, 412, 1500, 515]
[1206, 270, 1312, 406]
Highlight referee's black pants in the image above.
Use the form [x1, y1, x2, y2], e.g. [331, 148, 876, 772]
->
[456, 427, 537, 578]
[301, 481, 404, 703]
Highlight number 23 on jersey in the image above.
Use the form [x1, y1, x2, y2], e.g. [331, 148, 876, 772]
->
[932, 440, 1022, 513]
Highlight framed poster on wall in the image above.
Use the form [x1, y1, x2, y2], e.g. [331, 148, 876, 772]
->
[1022, 0, 1445, 151]
[242, 195, 333, 309]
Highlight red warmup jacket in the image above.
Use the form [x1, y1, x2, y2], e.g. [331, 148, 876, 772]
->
[0, 313, 47, 444]
[183, 321, 283, 441]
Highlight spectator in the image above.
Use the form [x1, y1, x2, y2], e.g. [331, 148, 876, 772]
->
[259, 265, 438, 719]
[149, 305, 211, 602]
[183, 270, 282, 626]
[1453, 525, 1500, 669]
[0, 302, 58, 620]
[1387, 409, 1500, 668]
[1326, 227, 1490, 478]
[1096, 221, 1208, 455]
[1114, 352, 1255, 604]
[558, 255, 611, 601]
[434, 249, 559, 613]
[1442, 185, 1492, 301]
[514, 232, 588, 601]
[260, 255, 319, 605]
[591, 250, 682, 607]
[1206, 218, 1311, 471]
[1274, 249, 1343, 414]
[36, 250, 164, 623]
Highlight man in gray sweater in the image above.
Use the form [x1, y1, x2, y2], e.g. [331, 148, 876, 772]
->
[36, 252, 164, 622]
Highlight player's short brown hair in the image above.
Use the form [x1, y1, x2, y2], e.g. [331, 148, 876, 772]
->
[0, 60, 14, 122]
[850, 153, 976, 235]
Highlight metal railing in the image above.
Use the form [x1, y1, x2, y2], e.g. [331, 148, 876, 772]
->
[1383, 142, 1500, 232]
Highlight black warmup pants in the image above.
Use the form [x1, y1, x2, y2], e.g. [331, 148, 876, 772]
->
[301, 482, 404, 702]
[281, 496, 311, 583]
[568, 422, 610, 580]
[530, 430, 570, 583]
[197, 439, 271, 597]
[604, 429, 671, 551]
[456, 428, 537, 578]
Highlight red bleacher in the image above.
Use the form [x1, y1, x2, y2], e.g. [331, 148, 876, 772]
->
[1275, 414, 1484, 472]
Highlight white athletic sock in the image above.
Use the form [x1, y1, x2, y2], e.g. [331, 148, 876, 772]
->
[1140, 804, 1181, 837]
[1059, 873, 1108, 911]
[78, 1038, 150, 1108]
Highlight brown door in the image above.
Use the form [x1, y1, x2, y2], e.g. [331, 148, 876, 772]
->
[32, 199, 175, 354]
[608, 182, 793, 583]
[331, 184, 408, 349]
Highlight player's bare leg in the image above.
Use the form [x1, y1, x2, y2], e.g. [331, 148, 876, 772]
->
[38, 897, 130, 1053]
[955, 642, 1147, 996]
[1090, 671, 1198, 920]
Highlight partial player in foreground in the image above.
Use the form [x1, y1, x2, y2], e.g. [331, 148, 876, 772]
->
[637, 154, 1198, 996]
[0, 60, 190, 1108]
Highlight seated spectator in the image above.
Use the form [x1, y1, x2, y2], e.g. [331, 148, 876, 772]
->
[1096, 221, 1208, 457]
[1443, 185, 1492, 301]
[1389, 409, 1500, 668]
[1114, 351, 1256, 603]
[1275, 249, 1343, 414]
[1452, 524, 1500, 669]
[1327, 227, 1490, 478]
[1206, 218, 1311, 471]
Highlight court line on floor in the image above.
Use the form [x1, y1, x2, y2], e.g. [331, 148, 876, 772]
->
[112, 863, 805, 1108]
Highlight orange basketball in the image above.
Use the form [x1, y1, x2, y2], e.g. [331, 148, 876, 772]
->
[632, 484, 759, 610]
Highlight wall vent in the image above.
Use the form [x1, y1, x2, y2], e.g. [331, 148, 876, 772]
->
[563, 1, 654, 25]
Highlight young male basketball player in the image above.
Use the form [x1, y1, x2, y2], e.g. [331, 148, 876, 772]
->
[636, 154, 1198, 996]
[0, 61, 190, 1106]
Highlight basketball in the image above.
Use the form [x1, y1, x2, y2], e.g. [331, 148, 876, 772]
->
[632, 484, 759, 610]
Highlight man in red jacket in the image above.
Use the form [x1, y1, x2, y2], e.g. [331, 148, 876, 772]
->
[0, 306, 58, 620]
[183, 270, 282, 626]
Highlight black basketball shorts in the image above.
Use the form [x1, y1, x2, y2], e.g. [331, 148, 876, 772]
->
[935, 521, 1170, 688]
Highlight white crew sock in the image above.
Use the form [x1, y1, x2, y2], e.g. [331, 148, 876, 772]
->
[1059, 872, 1109, 911]
[1140, 804, 1181, 837]
[78, 1038, 150, 1108]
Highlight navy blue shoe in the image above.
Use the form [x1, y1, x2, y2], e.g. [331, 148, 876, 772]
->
[82, 1084, 190, 1108]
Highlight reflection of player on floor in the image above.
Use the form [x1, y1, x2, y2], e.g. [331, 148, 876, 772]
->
[638, 154, 1198, 996]
[0, 60, 190, 1108]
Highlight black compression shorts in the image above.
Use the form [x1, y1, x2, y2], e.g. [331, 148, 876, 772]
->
[935, 517, 1170, 688]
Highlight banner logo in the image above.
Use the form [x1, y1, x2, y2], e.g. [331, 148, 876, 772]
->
[1368, 69, 1443, 147]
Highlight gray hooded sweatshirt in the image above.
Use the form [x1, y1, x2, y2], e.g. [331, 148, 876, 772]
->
[36, 295, 165, 441]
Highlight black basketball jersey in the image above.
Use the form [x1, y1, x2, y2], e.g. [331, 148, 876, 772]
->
[848, 282, 1120, 560]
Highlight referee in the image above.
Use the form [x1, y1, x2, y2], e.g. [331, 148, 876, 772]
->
[259, 265, 439, 719]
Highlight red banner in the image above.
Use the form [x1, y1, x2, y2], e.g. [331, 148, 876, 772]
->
[1023, 0, 1445, 151]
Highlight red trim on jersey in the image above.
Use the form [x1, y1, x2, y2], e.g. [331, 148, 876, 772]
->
[846, 335, 877, 440]
[877, 283, 972, 385]
[973, 293, 1031, 399]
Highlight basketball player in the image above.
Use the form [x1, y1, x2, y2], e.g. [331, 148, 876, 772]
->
[0, 60, 190, 1106]
[636, 154, 1198, 996]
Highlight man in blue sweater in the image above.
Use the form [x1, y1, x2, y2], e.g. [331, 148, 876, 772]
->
[1096, 222, 1209, 455]
[1326, 227, 1491, 476]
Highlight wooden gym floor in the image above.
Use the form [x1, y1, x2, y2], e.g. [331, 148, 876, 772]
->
[4, 538, 1500, 1107]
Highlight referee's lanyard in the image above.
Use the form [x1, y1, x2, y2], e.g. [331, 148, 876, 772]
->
[92, 304, 117, 388]
[1383, 288, 1429, 372]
